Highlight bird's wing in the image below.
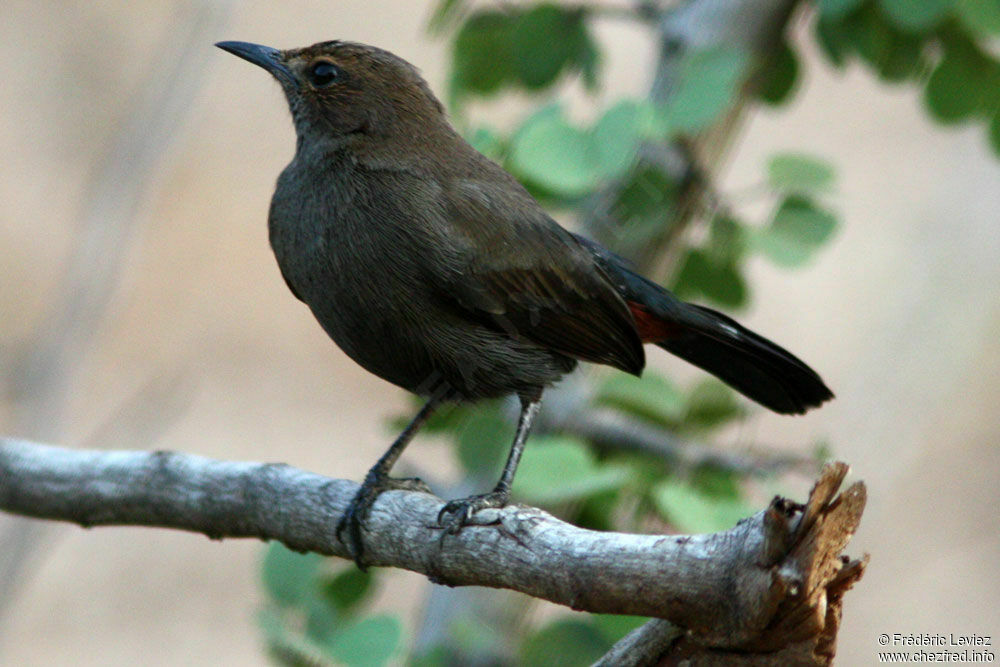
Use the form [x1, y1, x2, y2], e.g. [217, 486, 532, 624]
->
[430, 178, 644, 375]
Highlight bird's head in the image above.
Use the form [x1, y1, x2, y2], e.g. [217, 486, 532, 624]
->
[216, 40, 447, 149]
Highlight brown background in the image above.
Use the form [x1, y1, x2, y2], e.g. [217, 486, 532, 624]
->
[2, 1, 998, 664]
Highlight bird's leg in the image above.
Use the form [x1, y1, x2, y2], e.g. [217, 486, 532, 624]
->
[337, 393, 443, 568]
[437, 394, 542, 535]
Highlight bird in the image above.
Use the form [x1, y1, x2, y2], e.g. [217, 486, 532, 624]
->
[215, 39, 833, 567]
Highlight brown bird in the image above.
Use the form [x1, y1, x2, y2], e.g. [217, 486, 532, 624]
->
[216, 40, 833, 566]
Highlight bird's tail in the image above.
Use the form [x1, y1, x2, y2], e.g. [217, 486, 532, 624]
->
[623, 276, 833, 415]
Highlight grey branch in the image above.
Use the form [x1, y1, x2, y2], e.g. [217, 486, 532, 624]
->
[561, 408, 820, 475]
[0, 438, 865, 660]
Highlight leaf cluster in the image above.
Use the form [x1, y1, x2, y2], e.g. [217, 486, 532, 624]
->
[446, 2, 842, 307]
[259, 543, 399, 666]
[449, 3, 599, 103]
[816, 0, 1000, 153]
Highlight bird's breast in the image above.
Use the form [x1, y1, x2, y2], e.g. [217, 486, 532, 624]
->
[267, 160, 446, 389]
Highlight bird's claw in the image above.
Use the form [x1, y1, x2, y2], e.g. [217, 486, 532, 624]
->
[337, 473, 432, 569]
[436, 490, 509, 535]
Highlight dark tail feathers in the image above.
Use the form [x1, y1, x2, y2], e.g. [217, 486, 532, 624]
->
[574, 231, 833, 415]
[656, 303, 833, 415]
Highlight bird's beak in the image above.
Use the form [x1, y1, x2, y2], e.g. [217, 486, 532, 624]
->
[216, 41, 295, 85]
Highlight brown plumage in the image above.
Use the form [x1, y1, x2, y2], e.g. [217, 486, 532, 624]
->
[216, 40, 833, 567]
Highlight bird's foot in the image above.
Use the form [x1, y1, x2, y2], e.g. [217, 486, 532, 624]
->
[337, 472, 432, 569]
[436, 489, 509, 536]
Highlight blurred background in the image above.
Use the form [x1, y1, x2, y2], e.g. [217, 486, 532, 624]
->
[2, 0, 998, 664]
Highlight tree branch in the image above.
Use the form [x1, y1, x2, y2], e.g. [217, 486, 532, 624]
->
[0, 438, 865, 657]
[596, 465, 868, 665]
[559, 407, 821, 475]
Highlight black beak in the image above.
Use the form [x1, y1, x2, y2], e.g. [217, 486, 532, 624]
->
[216, 41, 294, 85]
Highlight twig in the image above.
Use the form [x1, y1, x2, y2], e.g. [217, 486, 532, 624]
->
[563, 408, 820, 475]
[592, 619, 682, 667]
[0, 438, 865, 657]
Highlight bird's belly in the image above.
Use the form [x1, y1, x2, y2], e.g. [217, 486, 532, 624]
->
[289, 266, 438, 393]
[269, 191, 574, 398]
[291, 268, 573, 399]
[306, 289, 573, 399]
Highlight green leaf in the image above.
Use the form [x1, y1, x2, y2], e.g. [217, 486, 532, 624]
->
[710, 260, 747, 308]
[647, 103, 676, 137]
[512, 436, 629, 504]
[815, 17, 852, 68]
[589, 101, 644, 179]
[409, 646, 452, 667]
[708, 214, 748, 263]
[758, 41, 799, 105]
[772, 196, 838, 246]
[456, 407, 511, 476]
[878, 0, 954, 33]
[428, 0, 467, 34]
[706, 262, 746, 308]
[258, 607, 285, 641]
[449, 4, 599, 98]
[767, 153, 836, 193]
[663, 47, 748, 132]
[672, 249, 748, 309]
[305, 595, 340, 644]
[578, 35, 602, 89]
[520, 619, 609, 667]
[259, 608, 332, 667]
[410, 398, 487, 435]
[955, 0, 1000, 35]
[509, 105, 595, 196]
[613, 166, 678, 222]
[326, 615, 403, 667]
[652, 478, 756, 533]
[671, 249, 714, 299]
[512, 4, 591, 90]
[990, 112, 1000, 155]
[509, 102, 648, 195]
[755, 195, 838, 267]
[877, 31, 925, 83]
[261, 542, 323, 607]
[322, 567, 375, 614]
[924, 37, 988, 123]
[451, 11, 514, 97]
[690, 465, 743, 501]
[819, 0, 866, 19]
[595, 372, 686, 427]
[979, 60, 1000, 117]
[684, 379, 745, 429]
[592, 614, 650, 643]
[574, 489, 621, 532]
[843, 6, 925, 81]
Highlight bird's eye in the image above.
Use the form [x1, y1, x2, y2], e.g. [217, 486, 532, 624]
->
[307, 61, 341, 87]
